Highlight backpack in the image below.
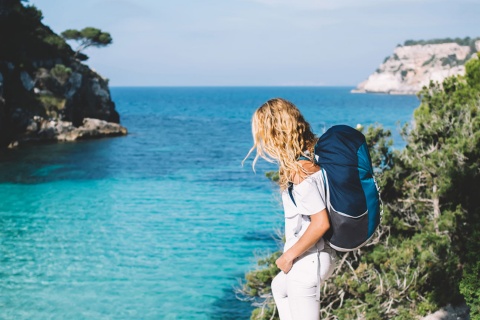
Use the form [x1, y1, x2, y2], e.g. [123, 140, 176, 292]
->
[289, 125, 381, 252]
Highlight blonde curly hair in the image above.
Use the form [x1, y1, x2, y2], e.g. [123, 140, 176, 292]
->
[244, 98, 317, 190]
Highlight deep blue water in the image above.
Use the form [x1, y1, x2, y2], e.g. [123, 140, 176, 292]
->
[0, 87, 419, 319]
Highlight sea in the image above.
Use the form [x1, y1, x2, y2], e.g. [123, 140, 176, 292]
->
[0, 87, 419, 319]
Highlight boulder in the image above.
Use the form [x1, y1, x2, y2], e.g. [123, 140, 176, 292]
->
[16, 115, 127, 145]
[58, 118, 128, 141]
[20, 71, 35, 91]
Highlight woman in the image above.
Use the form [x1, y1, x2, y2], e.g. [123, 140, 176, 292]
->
[244, 98, 337, 320]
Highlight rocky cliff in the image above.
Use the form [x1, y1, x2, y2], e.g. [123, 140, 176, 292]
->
[353, 38, 480, 95]
[0, 0, 126, 148]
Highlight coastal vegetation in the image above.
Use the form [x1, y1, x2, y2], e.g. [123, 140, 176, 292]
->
[241, 54, 480, 319]
[403, 37, 480, 50]
[0, 0, 124, 147]
[61, 27, 113, 60]
[0, 1, 72, 61]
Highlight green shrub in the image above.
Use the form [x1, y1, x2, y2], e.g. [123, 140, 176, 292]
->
[265, 171, 279, 182]
[50, 64, 72, 84]
[42, 34, 70, 51]
[37, 94, 66, 119]
[460, 260, 480, 319]
[403, 37, 480, 48]
[242, 251, 281, 319]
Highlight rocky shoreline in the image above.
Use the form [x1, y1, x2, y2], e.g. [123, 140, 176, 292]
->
[8, 116, 127, 148]
[0, 1, 126, 148]
[353, 39, 480, 95]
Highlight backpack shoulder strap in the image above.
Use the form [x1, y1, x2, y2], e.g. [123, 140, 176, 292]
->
[321, 168, 329, 211]
[288, 182, 297, 207]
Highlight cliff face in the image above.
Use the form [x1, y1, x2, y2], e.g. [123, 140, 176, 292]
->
[0, 0, 126, 148]
[353, 39, 480, 95]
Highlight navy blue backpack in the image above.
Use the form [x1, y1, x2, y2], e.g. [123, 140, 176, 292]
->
[316, 125, 381, 251]
[289, 125, 381, 252]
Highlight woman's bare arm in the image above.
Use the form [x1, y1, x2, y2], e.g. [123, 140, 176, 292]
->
[276, 209, 330, 273]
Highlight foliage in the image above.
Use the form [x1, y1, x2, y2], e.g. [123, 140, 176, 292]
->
[241, 251, 281, 319]
[403, 37, 480, 50]
[61, 27, 112, 59]
[422, 54, 436, 67]
[460, 259, 480, 319]
[0, 1, 73, 62]
[241, 54, 480, 319]
[42, 33, 71, 51]
[363, 125, 392, 164]
[37, 94, 66, 119]
[265, 171, 279, 182]
[50, 64, 72, 84]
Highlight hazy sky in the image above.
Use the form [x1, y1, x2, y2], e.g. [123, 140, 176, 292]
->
[30, 0, 479, 86]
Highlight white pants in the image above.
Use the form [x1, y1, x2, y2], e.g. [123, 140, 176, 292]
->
[271, 247, 337, 320]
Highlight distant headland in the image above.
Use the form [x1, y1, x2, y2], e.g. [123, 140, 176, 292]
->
[0, 0, 127, 148]
[353, 37, 480, 95]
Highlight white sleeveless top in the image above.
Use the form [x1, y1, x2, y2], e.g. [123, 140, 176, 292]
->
[281, 170, 328, 254]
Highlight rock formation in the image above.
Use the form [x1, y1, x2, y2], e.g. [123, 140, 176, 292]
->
[353, 38, 480, 95]
[0, 0, 127, 148]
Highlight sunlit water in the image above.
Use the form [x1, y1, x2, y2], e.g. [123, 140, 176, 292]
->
[0, 87, 419, 319]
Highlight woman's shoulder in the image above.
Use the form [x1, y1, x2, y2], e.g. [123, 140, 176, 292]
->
[291, 160, 321, 185]
[292, 163, 325, 197]
[293, 170, 324, 190]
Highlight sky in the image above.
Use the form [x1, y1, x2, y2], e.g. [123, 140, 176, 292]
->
[30, 0, 479, 86]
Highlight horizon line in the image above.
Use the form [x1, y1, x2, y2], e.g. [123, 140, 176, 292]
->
[109, 85, 357, 88]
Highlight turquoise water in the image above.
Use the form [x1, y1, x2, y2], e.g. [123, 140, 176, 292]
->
[0, 87, 419, 319]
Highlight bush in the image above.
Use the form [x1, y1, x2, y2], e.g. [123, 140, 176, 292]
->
[50, 64, 72, 84]
[37, 94, 66, 119]
[460, 259, 480, 319]
[241, 251, 281, 320]
[0, 1, 74, 61]
[403, 37, 480, 48]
